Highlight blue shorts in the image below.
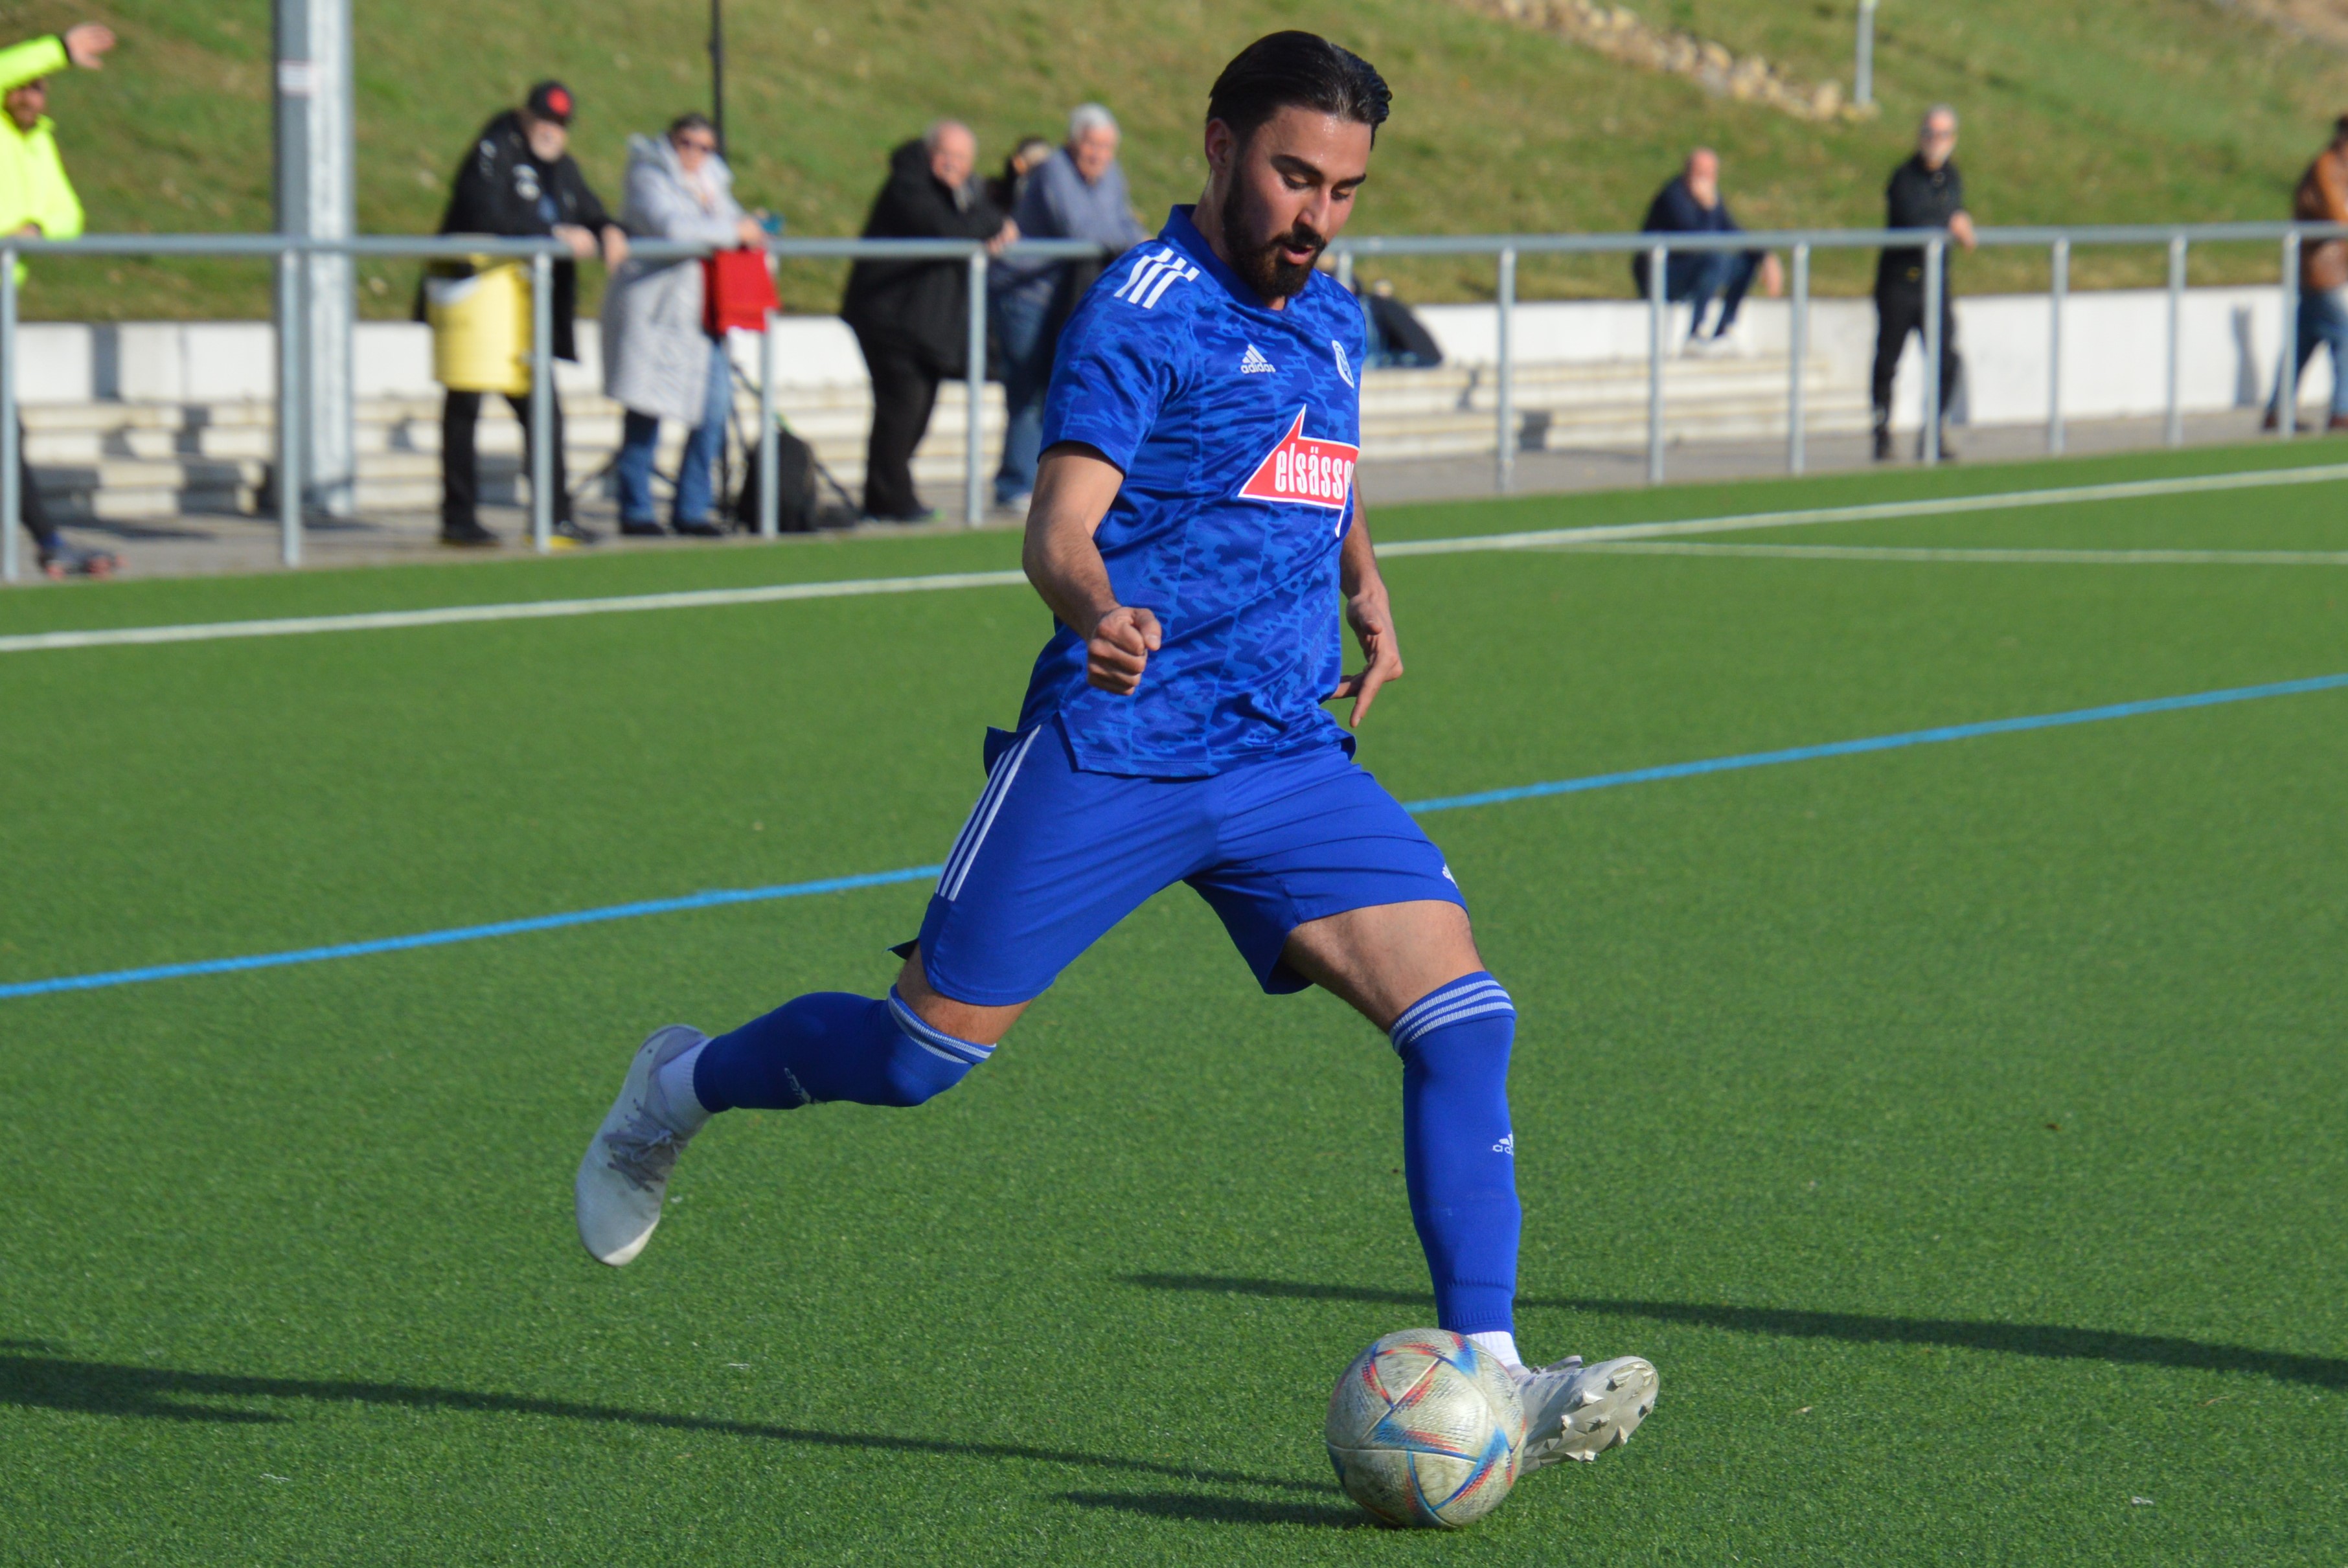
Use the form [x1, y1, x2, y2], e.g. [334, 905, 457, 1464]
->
[909, 721, 1465, 1006]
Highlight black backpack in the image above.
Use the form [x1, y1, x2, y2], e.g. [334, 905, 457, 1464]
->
[729, 423, 821, 533]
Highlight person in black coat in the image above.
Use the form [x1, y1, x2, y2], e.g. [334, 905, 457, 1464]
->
[1872, 104, 1977, 460]
[428, 80, 629, 545]
[841, 122, 1016, 521]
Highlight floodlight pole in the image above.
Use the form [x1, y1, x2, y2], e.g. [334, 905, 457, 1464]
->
[709, 0, 727, 158]
[1855, 0, 1878, 111]
[273, 0, 355, 521]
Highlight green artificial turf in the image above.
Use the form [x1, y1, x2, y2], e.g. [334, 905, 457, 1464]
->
[3, 452, 2345, 1563]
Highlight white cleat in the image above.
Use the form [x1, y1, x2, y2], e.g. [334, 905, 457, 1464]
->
[1514, 1354, 1659, 1471]
[575, 1025, 709, 1267]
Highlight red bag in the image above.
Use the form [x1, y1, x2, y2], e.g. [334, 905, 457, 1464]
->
[702, 248, 779, 336]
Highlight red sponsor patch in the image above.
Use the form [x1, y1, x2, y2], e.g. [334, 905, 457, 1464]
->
[1237, 407, 1360, 512]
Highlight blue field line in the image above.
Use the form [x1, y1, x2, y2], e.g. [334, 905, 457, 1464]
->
[5, 670, 2344, 1003]
[1398, 670, 2348, 813]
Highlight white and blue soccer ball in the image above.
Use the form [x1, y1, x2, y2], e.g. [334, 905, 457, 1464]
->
[1324, 1328, 1525, 1528]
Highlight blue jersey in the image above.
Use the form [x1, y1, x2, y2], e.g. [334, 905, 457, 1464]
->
[1021, 205, 1368, 778]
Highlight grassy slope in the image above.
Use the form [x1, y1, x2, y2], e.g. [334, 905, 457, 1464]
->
[1, 457, 2344, 1562]
[0, 0, 2342, 321]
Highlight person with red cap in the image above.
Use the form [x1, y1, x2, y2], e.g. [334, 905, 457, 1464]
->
[426, 80, 628, 547]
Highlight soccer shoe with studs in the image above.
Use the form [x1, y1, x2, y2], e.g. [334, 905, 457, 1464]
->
[1515, 1354, 1658, 1470]
[575, 1024, 709, 1266]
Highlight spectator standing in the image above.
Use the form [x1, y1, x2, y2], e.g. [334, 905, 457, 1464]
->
[985, 136, 1053, 216]
[0, 21, 115, 577]
[600, 113, 766, 536]
[429, 80, 628, 546]
[1634, 148, 1781, 354]
[988, 104, 1148, 511]
[2266, 115, 2348, 433]
[1871, 104, 1976, 460]
[839, 122, 1015, 523]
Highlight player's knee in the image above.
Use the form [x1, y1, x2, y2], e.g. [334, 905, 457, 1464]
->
[874, 990, 995, 1108]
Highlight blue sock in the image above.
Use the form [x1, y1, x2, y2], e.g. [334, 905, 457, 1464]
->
[1390, 973, 1522, 1338]
[692, 988, 992, 1111]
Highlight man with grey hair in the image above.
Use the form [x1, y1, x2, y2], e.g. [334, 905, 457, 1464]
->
[841, 120, 1018, 521]
[1872, 103, 1976, 460]
[988, 102, 1149, 510]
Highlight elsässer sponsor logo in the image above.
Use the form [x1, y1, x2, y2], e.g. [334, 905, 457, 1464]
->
[1237, 407, 1360, 512]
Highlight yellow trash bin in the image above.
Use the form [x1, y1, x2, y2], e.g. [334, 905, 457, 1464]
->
[426, 260, 532, 394]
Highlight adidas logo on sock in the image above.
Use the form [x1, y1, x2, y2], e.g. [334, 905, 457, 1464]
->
[1240, 344, 1276, 374]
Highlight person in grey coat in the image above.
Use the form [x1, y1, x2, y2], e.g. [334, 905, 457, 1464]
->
[601, 113, 766, 535]
[987, 103, 1148, 509]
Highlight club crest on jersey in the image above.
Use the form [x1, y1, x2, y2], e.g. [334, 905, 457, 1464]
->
[1237, 407, 1360, 512]
[1332, 339, 1354, 388]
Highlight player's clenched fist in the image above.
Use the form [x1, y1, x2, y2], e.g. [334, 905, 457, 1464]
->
[1086, 604, 1163, 695]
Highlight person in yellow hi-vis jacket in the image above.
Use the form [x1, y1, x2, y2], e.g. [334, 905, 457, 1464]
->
[0, 21, 115, 576]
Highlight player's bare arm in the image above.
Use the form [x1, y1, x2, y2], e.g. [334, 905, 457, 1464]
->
[1330, 495, 1404, 726]
[1020, 444, 1161, 696]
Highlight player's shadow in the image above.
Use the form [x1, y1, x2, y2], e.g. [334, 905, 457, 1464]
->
[1058, 1490, 1368, 1528]
[0, 1345, 1336, 1496]
[1119, 1276, 2348, 1391]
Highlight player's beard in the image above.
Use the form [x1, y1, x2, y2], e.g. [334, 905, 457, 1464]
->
[1221, 179, 1325, 301]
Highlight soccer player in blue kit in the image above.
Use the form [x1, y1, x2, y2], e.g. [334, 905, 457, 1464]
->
[576, 32, 1657, 1472]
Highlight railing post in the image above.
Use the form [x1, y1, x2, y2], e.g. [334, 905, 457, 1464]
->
[1922, 236, 1945, 466]
[2279, 233, 2301, 440]
[1495, 245, 1516, 495]
[1787, 242, 1809, 475]
[277, 244, 303, 568]
[2165, 233, 2187, 448]
[964, 248, 986, 527]
[1647, 242, 1667, 485]
[529, 247, 554, 552]
[1335, 249, 1355, 295]
[758, 308, 779, 539]
[2047, 238, 2068, 455]
[0, 247, 16, 585]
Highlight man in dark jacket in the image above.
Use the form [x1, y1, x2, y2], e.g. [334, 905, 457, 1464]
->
[431, 80, 628, 545]
[841, 122, 1016, 522]
[1872, 104, 1976, 460]
[1633, 148, 1781, 354]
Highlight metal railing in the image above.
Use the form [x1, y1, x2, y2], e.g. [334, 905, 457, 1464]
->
[2, 221, 2344, 584]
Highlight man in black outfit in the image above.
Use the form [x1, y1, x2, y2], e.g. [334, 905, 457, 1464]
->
[1873, 104, 1976, 460]
[840, 122, 1016, 523]
[430, 80, 628, 545]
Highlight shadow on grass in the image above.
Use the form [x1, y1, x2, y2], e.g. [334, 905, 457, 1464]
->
[0, 1348, 1336, 1495]
[1121, 1276, 2348, 1391]
[1059, 1490, 1368, 1528]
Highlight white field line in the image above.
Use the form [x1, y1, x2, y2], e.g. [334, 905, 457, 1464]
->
[1539, 541, 2348, 565]
[5, 462, 2343, 655]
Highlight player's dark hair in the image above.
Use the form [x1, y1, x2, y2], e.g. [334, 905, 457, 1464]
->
[1207, 32, 1391, 146]
[668, 112, 714, 139]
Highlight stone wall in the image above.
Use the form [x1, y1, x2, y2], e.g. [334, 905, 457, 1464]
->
[1458, 0, 1871, 122]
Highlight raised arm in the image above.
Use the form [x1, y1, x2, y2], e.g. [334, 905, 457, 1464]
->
[1330, 494, 1404, 727]
[1021, 445, 1159, 695]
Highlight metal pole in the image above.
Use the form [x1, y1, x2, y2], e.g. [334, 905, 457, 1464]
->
[709, 0, 727, 159]
[276, 0, 355, 520]
[2279, 233, 2300, 440]
[1922, 236, 1944, 466]
[1335, 249, 1354, 295]
[0, 249, 16, 585]
[1495, 246, 1516, 494]
[277, 245, 303, 567]
[1855, 0, 1877, 111]
[529, 247, 553, 551]
[1788, 242, 1809, 475]
[2047, 238, 2068, 455]
[1647, 242, 1667, 485]
[758, 309, 779, 538]
[965, 248, 986, 526]
[2165, 233, 2186, 448]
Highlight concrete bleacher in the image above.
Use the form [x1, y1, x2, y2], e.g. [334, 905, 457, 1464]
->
[17, 349, 1867, 521]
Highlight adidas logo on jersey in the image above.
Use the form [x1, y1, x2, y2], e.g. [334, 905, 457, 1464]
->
[1111, 247, 1199, 310]
[1493, 1132, 1516, 1155]
[1236, 406, 1361, 513]
[1240, 344, 1276, 374]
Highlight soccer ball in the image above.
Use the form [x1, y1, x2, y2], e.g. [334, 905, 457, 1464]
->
[1324, 1328, 1525, 1528]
